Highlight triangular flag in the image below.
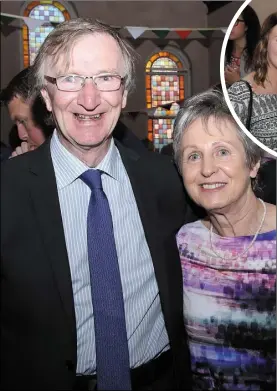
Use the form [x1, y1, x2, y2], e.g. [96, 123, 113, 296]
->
[0, 14, 16, 25]
[126, 26, 147, 39]
[199, 30, 214, 39]
[50, 21, 60, 28]
[1, 24, 19, 37]
[175, 30, 192, 39]
[22, 16, 45, 30]
[128, 111, 140, 120]
[152, 30, 169, 39]
[161, 102, 174, 110]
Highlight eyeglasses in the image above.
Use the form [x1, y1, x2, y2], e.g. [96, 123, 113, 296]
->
[44, 74, 126, 92]
[234, 19, 245, 26]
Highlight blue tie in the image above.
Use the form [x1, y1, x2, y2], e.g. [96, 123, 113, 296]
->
[80, 169, 132, 390]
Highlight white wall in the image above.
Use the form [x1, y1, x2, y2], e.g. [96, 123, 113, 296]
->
[250, 0, 277, 24]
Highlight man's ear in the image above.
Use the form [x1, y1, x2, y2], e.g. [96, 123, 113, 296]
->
[121, 89, 128, 109]
[41, 88, 52, 112]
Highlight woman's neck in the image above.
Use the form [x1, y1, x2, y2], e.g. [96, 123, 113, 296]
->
[233, 37, 247, 56]
[264, 66, 277, 92]
[208, 192, 265, 238]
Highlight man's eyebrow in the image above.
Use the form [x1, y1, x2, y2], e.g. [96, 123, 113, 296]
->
[14, 116, 28, 121]
[64, 68, 120, 75]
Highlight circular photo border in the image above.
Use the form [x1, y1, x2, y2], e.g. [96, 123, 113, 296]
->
[220, 0, 277, 158]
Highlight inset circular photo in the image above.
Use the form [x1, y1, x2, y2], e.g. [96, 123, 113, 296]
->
[220, 0, 277, 157]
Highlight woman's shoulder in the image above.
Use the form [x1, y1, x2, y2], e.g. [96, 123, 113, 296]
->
[177, 220, 207, 240]
[228, 79, 252, 96]
[263, 203, 277, 232]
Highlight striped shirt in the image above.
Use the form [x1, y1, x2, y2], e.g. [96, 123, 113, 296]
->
[50, 131, 169, 374]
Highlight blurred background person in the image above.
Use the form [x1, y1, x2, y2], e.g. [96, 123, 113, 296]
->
[0, 67, 54, 157]
[173, 90, 276, 391]
[228, 12, 277, 153]
[225, 5, 261, 87]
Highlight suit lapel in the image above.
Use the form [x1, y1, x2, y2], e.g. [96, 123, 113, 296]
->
[27, 141, 76, 337]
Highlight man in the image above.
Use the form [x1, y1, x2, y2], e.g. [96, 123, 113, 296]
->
[1, 19, 196, 390]
[0, 67, 54, 157]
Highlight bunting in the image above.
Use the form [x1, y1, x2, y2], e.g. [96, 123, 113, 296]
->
[0, 14, 16, 24]
[175, 30, 192, 39]
[199, 30, 214, 39]
[0, 12, 228, 40]
[126, 26, 147, 39]
[152, 30, 170, 39]
[22, 16, 45, 30]
[122, 98, 185, 117]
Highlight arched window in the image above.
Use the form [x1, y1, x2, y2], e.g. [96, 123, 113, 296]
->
[146, 51, 187, 152]
[22, 1, 71, 67]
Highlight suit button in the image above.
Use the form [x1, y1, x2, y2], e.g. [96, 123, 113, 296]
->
[65, 360, 74, 371]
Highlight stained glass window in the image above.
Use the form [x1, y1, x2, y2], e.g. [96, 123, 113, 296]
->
[23, 1, 70, 67]
[146, 52, 184, 152]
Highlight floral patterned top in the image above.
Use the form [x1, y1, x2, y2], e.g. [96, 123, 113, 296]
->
[177, 220, 276, 390]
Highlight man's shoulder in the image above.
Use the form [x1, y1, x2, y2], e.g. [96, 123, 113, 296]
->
[119, 143, 182, 184]
[1, 142, 50, 185]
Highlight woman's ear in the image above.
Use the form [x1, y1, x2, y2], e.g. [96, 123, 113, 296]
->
[250, 160, 261, 179]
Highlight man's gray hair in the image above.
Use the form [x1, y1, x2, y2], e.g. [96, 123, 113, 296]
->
[30, 18, 138, 97]
[173, 89, 263, 172]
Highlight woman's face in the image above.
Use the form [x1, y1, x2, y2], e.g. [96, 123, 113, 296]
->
[229, 15, 247, 41]
[179, 116, 259, 213]
[267, 25, 277, 69]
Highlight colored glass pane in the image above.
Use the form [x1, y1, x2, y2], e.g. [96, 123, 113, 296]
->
[151, 74, 180, 107]
[151, 57, 178, 70]
[152, 119, 174, 151]
[145, 51, 185, 151]
[23, 2, 70, 67]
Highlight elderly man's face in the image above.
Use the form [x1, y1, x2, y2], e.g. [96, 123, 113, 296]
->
[179, 117, 260, 213]
[8, 95, 46, 148]
[42, 33, 127, 159]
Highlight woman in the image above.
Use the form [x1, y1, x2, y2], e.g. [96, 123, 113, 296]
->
[225, 5, 260, 86]
[173, 90, 276, 391]
[228, 13, 277, 152]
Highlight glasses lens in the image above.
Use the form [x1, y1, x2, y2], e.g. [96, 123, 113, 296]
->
[95, 75, 121, 91]
[57, 75, 83, 91]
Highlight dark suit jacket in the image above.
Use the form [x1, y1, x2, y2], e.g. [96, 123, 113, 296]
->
[1, 139, 195, 390]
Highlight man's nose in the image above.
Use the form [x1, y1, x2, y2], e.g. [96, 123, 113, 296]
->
[77, 79, 101, 110]
[17, 123, 28, 141]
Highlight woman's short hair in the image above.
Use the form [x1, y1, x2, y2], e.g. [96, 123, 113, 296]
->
[173, 89, 262, 178]
[253, 12, 277, 86]
[30, 18, 138, 96]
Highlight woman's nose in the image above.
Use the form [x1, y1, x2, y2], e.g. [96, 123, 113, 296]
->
[201, 155, 217, 177]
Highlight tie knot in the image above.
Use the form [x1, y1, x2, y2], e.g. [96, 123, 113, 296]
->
[80, 169, 103, 190]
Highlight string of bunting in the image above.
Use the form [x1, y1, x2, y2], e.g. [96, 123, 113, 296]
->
[122, 99, 185, 120]
[1, 12, 227, 37]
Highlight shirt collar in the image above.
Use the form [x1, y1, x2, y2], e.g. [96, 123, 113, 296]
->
[50, 130, 124, 189]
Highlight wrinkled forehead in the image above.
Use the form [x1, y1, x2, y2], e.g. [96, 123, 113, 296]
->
[44, 33, 126, 77]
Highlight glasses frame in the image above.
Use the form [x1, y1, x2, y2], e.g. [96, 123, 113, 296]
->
[234, 19, 245, 27]
[44, 74, 126, 92]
